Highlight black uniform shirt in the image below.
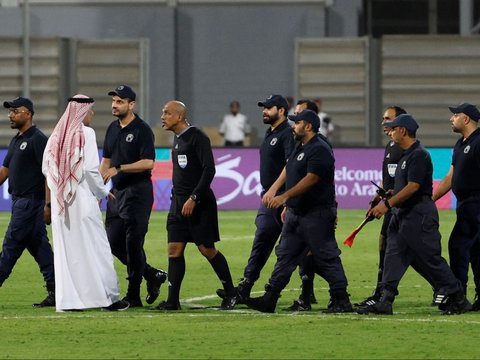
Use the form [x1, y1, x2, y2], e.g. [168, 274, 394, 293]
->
[3, 125, 47, 198]
[103, 115, 155, 190]
[171, 126, 215, 200]
[285, 136, 335, 210]
[382, 140, 404, 191]
[259, 120, 295, 192]
[451, 128, 480, 201]
[393, 140, 433, 207]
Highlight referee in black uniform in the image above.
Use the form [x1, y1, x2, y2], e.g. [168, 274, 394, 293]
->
[358, 114, 471, 315]
[0, 97, 55, 307]
[154, 100, 237, 310]
[246, 110, 353, 313]
[216, 94, 295, 303]
[101, 85, 166, 307]
[433, 102, 480, 309]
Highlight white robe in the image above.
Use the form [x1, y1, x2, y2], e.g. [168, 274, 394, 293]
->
[43, 125, 120, 311]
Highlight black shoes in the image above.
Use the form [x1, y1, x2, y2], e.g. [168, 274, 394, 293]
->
[217, 278, 252, 305]
[324, 289, 354, 314]
[356, 299, 393, 315]
[284, 299, 311, 312]
[33, 282, 56, 308]
[122, 296, 143, 308]
[104, 299, 130, 311]
[245, 290, 280, 313]
[220, 294, 238, 310]
[152, 301, 181, 311]
[354, 294, 380, 307]
[146, 269, 168, 305]
[441, 291, 472, 315]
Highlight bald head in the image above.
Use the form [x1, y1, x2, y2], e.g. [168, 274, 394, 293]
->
[161, 100, 189, 134]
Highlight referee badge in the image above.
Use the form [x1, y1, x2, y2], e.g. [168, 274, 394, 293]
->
[270, 138, 278, 146]
[126, 134, 134, 142]
[464, 145, 471, 154]
[387, 164, 397, 177]
[19, 141, 27, 150]
[297, 153, 304, 161]
[178, 154, 188, 168]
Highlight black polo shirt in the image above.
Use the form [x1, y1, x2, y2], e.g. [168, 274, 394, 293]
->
[393, 140, 433, 207]
[285, 136, 335, 210]
[451, 128, 480, 201]
[259, 120, 295, 192]
[171, 126, 215, 200]
[382, 140, 404, 191]
[103, 115, 155, 190]
[3, 125, 47, 198]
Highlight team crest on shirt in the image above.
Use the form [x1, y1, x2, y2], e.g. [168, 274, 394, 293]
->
[126, 134, 134, 142]
[464, 145, 471, 154]
[297, 153, 304, 161]
[270, 138, 278, 146]
[401, 161, 406, 170]
[178, 154, 188, 168]
[19, 141, 27, 150]
[386, 153, 390, 159]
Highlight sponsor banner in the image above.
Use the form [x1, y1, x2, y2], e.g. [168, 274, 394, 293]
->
[0, 147, 454, 211]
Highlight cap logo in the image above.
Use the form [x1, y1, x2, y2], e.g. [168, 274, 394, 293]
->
[178, 154, 188, 168]
[297, 153, 304, 161]
[270, 138, 278, 146]
[117, 86, 125, 90]
[401, 161, 406, 170]
[126, 134, 134, 143]
[464, 145, 471, 154]
[19, 141, 27, 150]
[267, 95, 273, 100]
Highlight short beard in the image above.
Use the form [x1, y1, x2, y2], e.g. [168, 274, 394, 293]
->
[263, 112, 279, 125]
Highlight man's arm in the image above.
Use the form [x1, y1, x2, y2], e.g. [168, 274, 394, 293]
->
[370, 181, 420, 219]
[262, 166, 287, 206]
[267, 172, 320, 209]
[101, 158, 154, 184]
[432, 165, 453, 202]
[0, 166, 8, 186]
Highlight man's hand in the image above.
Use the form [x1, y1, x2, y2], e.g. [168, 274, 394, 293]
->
[102, 167, 118, 184]
[262, 188, 276, 206]
[181, 198, 196, 217]
[44, 205, 51, 225]
[370, 201, 389, 219]
[267, 194, 287, 209]
[280, 207, 287, 223]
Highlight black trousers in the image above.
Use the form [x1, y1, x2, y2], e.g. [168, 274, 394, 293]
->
[106, 181, 153, 284]
[243, 203, 283, 282]
[382, 201, 461, 296]
[0, 197, 54, 285]
[268, 206, 348, 293]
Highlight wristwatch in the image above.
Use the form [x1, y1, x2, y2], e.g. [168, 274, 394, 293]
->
[189, 194, 197, 202]
[115, 164, 122, 172]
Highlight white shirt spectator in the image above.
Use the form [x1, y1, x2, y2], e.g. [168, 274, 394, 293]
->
[219, 101, 251, 146]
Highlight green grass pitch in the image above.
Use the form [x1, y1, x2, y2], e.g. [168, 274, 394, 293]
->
[0, 209, 479, 359]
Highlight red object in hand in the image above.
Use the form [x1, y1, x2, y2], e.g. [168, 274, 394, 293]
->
[343, 216, 374, 247]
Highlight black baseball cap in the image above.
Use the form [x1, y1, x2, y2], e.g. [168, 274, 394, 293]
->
[384, 114, 419, 132]
[288, 109, 320, 132]
[448, 102, 480, 121]
[108, 85, 136, 101]
[3, 97, 34, 115]
[257, 94, 289, 110]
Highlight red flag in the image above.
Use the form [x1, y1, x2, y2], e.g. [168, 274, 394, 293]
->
[343, 216, 374, 247]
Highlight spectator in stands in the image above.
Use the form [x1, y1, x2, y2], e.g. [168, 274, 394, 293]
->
[314, 98, 334, 140]
[219, 101, 250, 146]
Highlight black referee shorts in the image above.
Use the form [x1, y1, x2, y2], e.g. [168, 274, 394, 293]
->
[167, 192, 220, 247]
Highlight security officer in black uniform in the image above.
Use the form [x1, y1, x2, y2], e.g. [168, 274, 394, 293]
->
[246, 110, 353, 313]
[0, 97, 55, 307]
[100, 85, 167, 307]
[433, 102, 480, 309]
[154, 100, 237, 310]
[216, 94, 295, 304]
[358, 114, 471, 315]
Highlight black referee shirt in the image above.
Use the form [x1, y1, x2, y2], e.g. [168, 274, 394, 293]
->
[171, 126, 215, 200]
[259, 120, 295, 192]
[103, 115, 155, 190]
[451, 128, 480, 201]
[382, 140, 404, 191]
[393, 140, 433, 207]
[285, 136, 335, 210]
[3, 125, 47, 198]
